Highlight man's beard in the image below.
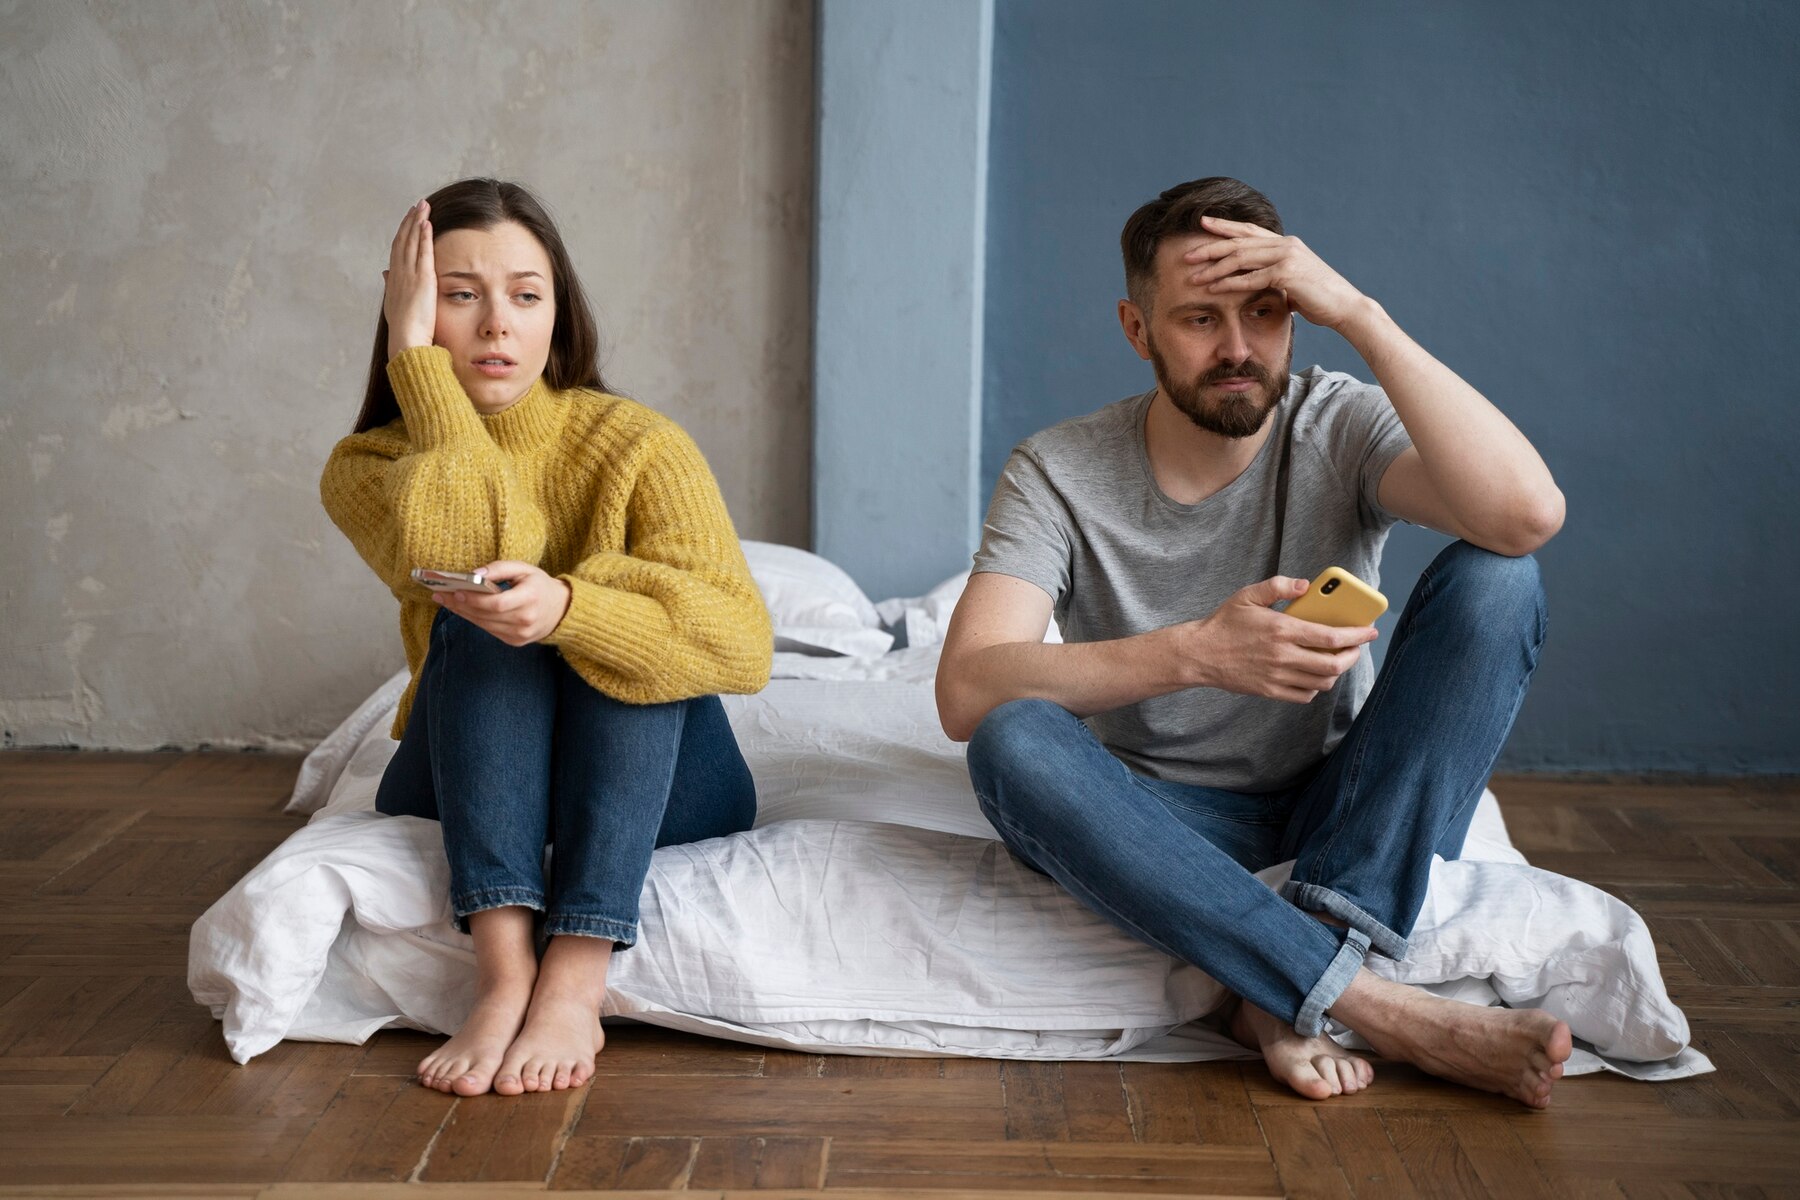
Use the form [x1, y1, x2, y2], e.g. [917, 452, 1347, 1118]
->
[1149, 336, 1291, 439]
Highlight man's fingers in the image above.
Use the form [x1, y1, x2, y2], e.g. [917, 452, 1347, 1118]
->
[1189, 244, 1286, 284]
[1240, 575, 1308, 608]
[1208, 266, 1278, 293]
[1288, 621, 1379, 651]
[1200, 214, 1277, 238]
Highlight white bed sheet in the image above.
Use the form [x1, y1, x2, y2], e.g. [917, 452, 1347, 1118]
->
[192, 649, 1711, 1081]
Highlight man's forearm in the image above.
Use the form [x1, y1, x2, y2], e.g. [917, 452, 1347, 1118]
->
[1336, 299, 1564, 553]
[937, 631, 1187, 742]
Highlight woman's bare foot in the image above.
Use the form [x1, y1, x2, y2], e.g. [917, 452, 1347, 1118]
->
[493, 934, 613, 1096]
[1336, 972, 1573, 1108]
[418, 978, 534, 1095]
[495, 991, 606, 1094]
[418, 906, 539, 1095]
[1227, 997, 1374, 1100]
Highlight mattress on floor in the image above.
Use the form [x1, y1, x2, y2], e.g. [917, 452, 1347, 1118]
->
[190, 644, 1710, 1081]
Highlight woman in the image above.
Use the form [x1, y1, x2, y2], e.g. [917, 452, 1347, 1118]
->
[321, 179, 771, 1098]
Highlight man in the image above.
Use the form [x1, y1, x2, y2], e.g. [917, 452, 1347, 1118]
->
[936, 177, 1572, 1106]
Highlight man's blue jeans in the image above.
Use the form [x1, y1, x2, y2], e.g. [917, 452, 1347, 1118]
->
[375, 609, 757, 945]
[966, 541, 1546, 1036]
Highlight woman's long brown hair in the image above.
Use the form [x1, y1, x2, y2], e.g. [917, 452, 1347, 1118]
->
[352, 179, 608, 433]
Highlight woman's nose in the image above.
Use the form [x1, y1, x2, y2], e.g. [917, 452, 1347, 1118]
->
[480, 303, 508, 338]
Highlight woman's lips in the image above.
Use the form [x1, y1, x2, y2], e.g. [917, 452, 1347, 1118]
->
[473, 358, 516, 378]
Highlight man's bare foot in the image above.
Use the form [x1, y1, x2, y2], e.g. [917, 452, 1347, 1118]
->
[1337, 972, 1572, 1108]
[418, 978, 534, 1096]
[494, 990, 606, 1095]
[1227, 997, 1374, 1100]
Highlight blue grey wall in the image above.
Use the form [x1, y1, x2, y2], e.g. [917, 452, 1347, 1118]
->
[981, 1, 1799, 771]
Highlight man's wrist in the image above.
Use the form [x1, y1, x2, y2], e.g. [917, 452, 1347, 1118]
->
[1138, 622, 1211, 692]
[1329, 294, 1394, 348]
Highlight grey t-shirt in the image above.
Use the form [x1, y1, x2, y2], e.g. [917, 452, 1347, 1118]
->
[972, 367, 1413, 792]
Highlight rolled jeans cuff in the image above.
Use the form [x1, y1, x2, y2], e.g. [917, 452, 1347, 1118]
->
[1295, 926, 1370, 1037]
[544, 913, 638, 946]
[452, 886, 546, 933]
[1283, 880, 1409, 961]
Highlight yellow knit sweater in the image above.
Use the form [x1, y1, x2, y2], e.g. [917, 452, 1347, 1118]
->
[321, 346, 772, 737]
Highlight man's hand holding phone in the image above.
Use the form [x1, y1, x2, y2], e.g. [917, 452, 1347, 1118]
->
[1166, 571, 1382, 704]
[429, 560, 572, 646]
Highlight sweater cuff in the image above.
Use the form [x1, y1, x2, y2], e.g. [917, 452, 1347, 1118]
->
[387, 346, 487, 448]
[544, 575, 672, 681]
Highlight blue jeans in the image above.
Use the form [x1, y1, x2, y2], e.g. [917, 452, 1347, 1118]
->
[967, 541, 1546, 1036]
[375, 609, 757, 944]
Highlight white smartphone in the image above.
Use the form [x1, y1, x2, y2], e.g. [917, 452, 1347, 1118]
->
[410, 567, 505, 594]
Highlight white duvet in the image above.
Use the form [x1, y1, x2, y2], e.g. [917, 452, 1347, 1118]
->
[190, 645, 1711, 1081]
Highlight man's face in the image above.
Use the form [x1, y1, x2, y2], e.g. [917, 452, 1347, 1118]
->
[1124, 233, 1294, 438]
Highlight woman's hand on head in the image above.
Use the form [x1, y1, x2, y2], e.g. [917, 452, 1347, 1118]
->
[383, 200, 438, 360]
[433, 561, 572, 646]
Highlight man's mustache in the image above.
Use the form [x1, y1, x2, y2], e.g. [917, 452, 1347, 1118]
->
[1198, 360, 1274, 388]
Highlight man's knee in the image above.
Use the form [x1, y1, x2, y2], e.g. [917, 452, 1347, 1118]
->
[968, 699, 1067, 778]
[1428, 541, 1546, 634]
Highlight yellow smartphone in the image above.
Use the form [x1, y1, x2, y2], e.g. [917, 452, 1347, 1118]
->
[1283, 566, 1388, 628]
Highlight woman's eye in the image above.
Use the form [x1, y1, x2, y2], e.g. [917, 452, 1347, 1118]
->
[515, 292, 542, 304]
[446, 290, 476, 302]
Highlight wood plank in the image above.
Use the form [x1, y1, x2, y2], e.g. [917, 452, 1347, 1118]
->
[0, 1082, 87, 1114]
[1316, 1107, 1419, 1199]
[1257, 1106, 1353, 1199]
[1, 1115, 311, 1185]
[1380, 1109, 1488, 1198]
[573, 1074, 1007, 1140]
[825, 1138, 1283, 1194]
[589, 1023, 765, 1076]
[68, 1003, 219, 1115]
[688, 1135, 827, 1189]
[280, 1073, 449, 1182]
[1507, 1115, 1800, 1185]
[548, 1134, 696, 1188]
[1002, 1059, 1069, 1140]
[459, 1085, 585, 1182]
[1444, 1112, 1556, 1199]
[1058, 1060, 1136, 1143]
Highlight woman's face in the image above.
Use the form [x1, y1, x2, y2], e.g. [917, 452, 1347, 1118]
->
[431, 221, 557, 413]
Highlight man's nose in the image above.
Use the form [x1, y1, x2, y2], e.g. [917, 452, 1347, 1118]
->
[1217, 319, 1251, 365]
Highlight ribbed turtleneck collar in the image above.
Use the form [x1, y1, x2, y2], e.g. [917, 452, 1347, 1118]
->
[479, 377, 564, 451]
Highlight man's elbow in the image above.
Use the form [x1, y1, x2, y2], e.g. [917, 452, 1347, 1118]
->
[934, 667, 983, 744]
[1481, 487, 1566, 557]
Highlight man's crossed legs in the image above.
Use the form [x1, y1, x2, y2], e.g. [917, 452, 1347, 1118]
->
[967, 541, 1573, 1106]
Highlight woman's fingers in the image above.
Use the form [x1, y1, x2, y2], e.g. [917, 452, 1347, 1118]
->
[415, 200, 432, 271]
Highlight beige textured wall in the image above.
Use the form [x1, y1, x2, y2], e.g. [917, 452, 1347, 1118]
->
[0, 0, 814, 749]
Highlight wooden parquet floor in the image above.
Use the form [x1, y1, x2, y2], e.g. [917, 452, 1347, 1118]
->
[0, 753, 1796, 1198]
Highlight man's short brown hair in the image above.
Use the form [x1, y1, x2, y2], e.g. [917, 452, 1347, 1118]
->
[1121, 177, 1284, 311]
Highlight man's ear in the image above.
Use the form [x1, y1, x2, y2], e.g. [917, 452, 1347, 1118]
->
[1117, 298, 1153, 362]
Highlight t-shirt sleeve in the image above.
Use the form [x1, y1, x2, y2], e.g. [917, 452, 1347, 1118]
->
[1317, 380, 1414, 528]
[970, 447, 1075, 605]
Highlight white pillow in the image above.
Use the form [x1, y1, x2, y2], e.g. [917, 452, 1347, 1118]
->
[741, 541, 893, 657]
[875, 570, 1063, 649]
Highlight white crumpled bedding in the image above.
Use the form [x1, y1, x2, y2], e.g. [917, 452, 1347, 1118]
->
[191, 646, 1711, 1081]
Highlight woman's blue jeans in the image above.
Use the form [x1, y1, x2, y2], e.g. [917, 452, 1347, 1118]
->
[967, 541, 1546, 1036]
[375, 609, 757, 945]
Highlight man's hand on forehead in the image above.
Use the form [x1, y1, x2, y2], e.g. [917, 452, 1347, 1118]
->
[1180, 215, 1369, 332]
